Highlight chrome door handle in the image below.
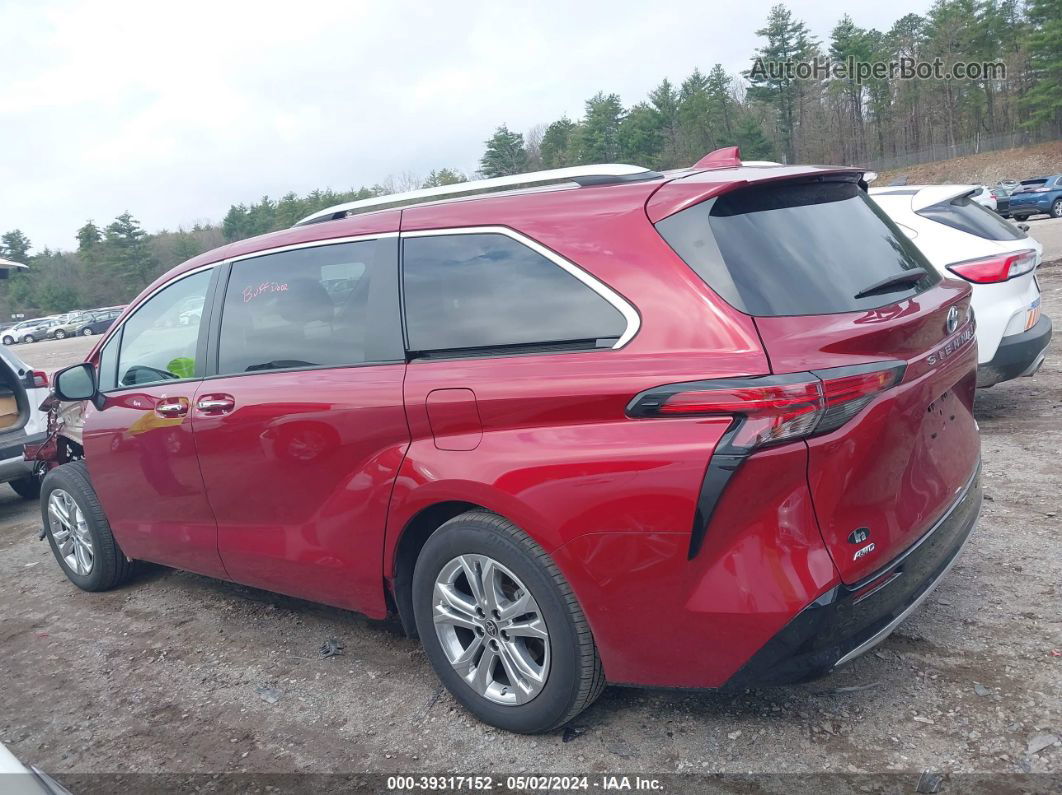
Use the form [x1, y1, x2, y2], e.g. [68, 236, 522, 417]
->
[196, 396, 235, 412]
[155, 401, 188, 417]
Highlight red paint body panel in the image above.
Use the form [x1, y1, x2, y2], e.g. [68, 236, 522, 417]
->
[191, 366, 409, 616]
[755, 284, 979, 583]
[550, 444, 837, 687]
[83, 387, 227, 578]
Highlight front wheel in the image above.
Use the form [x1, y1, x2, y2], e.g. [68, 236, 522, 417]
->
[413, 511, 604, 733]
[42, 461, 135, 591]
[21, 335, 34, 344]
[1, 336, 12, 346]
[1052, 199, 1062, 219]
[54, 329, 66, 339]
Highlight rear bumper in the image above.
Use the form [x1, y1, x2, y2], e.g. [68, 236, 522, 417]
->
[0, 431, 46, 481]
[726, 465, 981, 687]
[977, 314, 1052, 387]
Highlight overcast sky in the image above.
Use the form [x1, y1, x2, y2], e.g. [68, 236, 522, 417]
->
[1, 0, 931, 251]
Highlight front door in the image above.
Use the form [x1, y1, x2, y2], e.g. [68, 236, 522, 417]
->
[192, 235, 408, 616]
[83, 267, 227, 578]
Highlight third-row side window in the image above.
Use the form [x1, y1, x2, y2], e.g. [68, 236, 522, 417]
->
[402, 233, 626, 353]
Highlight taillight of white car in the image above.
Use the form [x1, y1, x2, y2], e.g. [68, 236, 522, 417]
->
[946, 249, 1038, 284]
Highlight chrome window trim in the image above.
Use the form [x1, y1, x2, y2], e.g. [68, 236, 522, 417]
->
[400, 226, 641, 349]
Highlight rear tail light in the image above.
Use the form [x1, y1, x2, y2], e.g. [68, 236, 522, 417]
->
[31, 370, 48, 388]
[947, 249, 1037, 284]
[627, 362, 906, 453]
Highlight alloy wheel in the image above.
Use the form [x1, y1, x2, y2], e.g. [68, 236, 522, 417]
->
[432, 554, 550, 705]
[48, 488, 94, 576]
[1053, 200, 1062, 218]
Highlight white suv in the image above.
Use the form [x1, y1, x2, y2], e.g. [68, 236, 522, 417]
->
[871, 184, 1052, 387]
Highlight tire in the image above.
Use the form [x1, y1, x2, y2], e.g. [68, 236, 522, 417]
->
[9, 474, 42, 500]
[1052, 199, 1062, 219]
[413, 511, 604, 733]
[22, 335, 34, 344]
[1013, 214, 1029, 222]
[1, 336, 12, 346]
[41, 461, 134, 592]
[54, 329, 66, 339]
[80, 327, 93, 336]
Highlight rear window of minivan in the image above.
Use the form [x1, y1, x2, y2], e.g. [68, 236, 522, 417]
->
[655, 178, 939, 316]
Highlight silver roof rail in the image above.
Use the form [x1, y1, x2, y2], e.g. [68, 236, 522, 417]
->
[293, 164, 660, 226]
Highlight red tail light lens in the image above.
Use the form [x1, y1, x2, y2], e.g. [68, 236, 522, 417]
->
[628, 363, 905, 452]
[947, 250, 1037, 284]
[31, 370, 49, 388]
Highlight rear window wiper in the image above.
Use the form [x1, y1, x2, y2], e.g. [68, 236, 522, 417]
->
[854, 268, 928, 299]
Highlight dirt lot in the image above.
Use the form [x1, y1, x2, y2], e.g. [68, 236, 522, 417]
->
[877, 139, 1062, 187]
[1, 266, 1060, 790]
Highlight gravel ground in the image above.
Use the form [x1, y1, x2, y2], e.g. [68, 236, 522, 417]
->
[0, 263, 1059, 790]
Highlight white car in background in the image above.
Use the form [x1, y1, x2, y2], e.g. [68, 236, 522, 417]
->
[969, 185, 997, 212]
[871, 184, 1052, 387]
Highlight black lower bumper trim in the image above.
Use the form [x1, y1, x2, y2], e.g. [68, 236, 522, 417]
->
[977, 314, 1052, 387]
[726, 465, 982, 687]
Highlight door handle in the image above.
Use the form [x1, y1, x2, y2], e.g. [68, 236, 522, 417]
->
[196, 395, 235, 414]
[155, 398, 189, 418]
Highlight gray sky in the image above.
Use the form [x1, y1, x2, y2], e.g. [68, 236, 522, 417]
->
[1, 0, 930, 251]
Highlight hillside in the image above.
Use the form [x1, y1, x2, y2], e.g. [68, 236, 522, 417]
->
[877, 140, 1062, 186]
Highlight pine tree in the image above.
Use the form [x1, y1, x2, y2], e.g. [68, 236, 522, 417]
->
[0, 230, 31, 263]
[540, 118, 578, 168]
[1022, 0, 1062, 131]
[574, 93, 625, 163]
[479, 125, 528, 177]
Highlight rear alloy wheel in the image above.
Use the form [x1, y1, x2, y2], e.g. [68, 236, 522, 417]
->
[1053, 199, 1062, 219]
[80, 327, 94, 336]
[42, 461, 135, 591]
[21, 335, 34, 344]
[413, 511, 604, 733]
[54, 329, 66, 339]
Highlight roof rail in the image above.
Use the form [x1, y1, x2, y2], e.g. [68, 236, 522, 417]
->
[293, 164, 660, 226]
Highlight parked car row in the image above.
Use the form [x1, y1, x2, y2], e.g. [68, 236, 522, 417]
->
[989, 175, 1062, 220]
[1, 306, 124, 345]
[28, 149, 1051, 734]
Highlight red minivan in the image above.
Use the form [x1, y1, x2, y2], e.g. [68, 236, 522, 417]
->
[40, 149, 981, 733]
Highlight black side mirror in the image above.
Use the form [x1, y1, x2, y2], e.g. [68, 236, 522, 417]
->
[53, 363, 98, 402]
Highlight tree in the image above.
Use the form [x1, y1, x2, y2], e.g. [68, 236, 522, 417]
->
[1022, 0, 1062, 132]
[539, 118, 578, 168]
[828, 14, 873, 162]
[574, 92, 625, 163]
[76, 221, 102, 261]
[734, 114, 776, 160]
[479, 125, 528, 177]
[618, 103, 664, 165]
[745, 4, 820, 162]
[422, 168, 468, 187]
[0, 230, 31, 263]
[102, 212, 156, 294]
[648, 79, 682, 167]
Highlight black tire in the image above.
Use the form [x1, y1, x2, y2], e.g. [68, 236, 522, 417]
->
[9, 474, 42, 500]
[54, 329, 66, 339]
[22, 335, 34, 344]
[1013, 214, 1030, 222]
[80, 327, 93, 336]
[413, 511, 604, 733]
[1, 336, 12, 346]
[41, 461, 134, 592]
[1052, 199, 1062, 219]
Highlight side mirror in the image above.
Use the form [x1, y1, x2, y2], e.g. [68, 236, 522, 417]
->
[53, 363, 98, 402]
[1018, 223, 1030, 232]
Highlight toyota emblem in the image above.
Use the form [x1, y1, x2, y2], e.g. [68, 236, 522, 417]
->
[946, 306, 959, 334]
